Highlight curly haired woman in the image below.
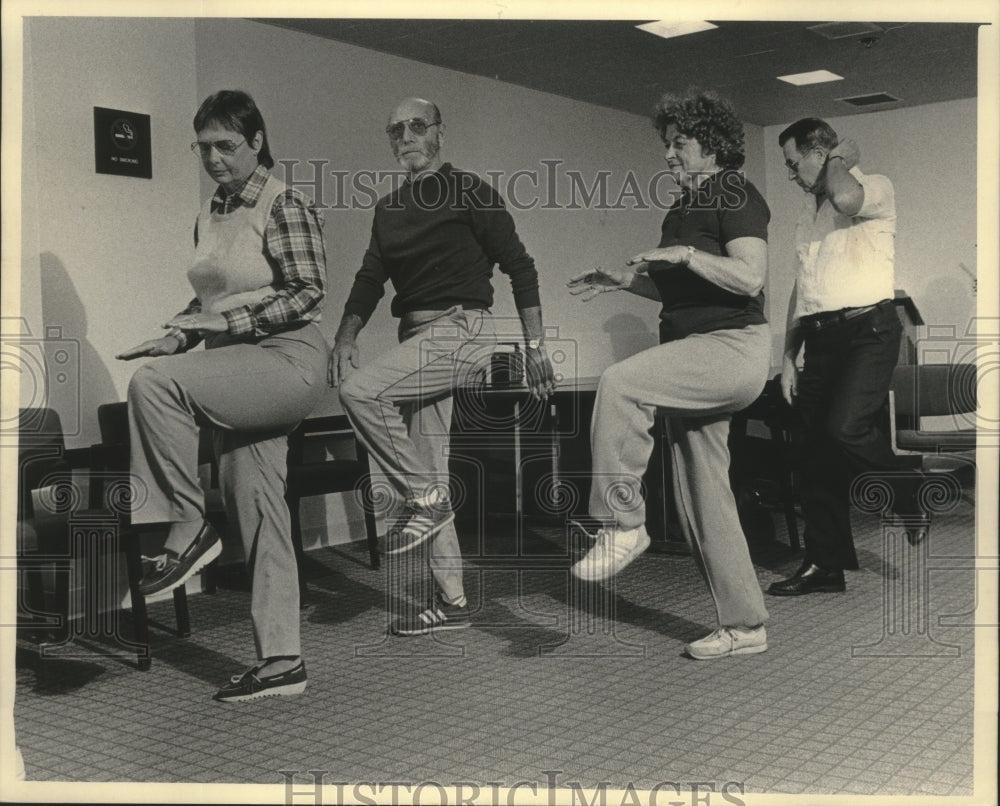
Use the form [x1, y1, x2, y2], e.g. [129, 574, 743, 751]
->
[567, 91, 772, 660]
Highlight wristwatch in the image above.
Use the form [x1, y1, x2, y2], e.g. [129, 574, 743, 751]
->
[527, 337, 544, 350]
[685, 245, 696, 264]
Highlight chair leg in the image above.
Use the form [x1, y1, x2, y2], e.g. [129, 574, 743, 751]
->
[287, 494, 311, 606]
[771, 425, 801, 551]
[123, 538, 151, 671]
[23, 560, 48, 638]
[201, 561, 218, 595]
[171, 587, 191, 638]
[361, 476, 381, 570]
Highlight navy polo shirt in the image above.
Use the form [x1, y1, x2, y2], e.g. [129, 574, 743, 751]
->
[647, 170, 770, 343]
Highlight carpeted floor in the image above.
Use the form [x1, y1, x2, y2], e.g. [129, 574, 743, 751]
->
[12, 496, 980, 799]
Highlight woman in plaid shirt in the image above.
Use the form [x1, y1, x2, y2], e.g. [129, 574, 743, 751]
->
[118, 90, 327, 702]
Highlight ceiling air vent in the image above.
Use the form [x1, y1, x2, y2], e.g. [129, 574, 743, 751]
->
[838, 92, 902, 107]
[807, 22, 884, 40]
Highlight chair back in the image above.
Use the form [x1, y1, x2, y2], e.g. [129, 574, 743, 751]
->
[17, 408, 70, 520]
[286, 415, 367, 495]
[889, 363, 977, 454]
[891, 363, 977, 419]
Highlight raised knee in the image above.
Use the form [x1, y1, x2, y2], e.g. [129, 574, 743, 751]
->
[127, 364, 166, 404]
[597, 363, 629, 396]
[338, 370, 374, 410]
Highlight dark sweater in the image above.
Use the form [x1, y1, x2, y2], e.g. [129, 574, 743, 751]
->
[343, 163, 540, 323]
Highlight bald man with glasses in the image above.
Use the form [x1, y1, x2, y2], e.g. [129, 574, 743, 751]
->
[331, 97, 555, 635]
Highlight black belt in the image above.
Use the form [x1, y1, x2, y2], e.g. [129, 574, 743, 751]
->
[799, 299, 893, 331]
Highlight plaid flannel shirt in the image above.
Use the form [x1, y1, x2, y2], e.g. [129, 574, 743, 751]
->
[178, 165, 325, 348]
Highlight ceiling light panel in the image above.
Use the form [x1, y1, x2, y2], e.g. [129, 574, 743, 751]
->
[636, 21, 719, 40]
[777, 70, 845, 86]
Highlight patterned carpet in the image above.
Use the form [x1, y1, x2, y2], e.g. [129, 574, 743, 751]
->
[11, 495, 982, 800]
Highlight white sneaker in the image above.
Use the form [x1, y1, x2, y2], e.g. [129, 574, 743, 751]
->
[571, 525, 651, 581]
[685, 625, 767, 660]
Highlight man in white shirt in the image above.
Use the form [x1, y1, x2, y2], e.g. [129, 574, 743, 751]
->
[768, 118, 919, 596]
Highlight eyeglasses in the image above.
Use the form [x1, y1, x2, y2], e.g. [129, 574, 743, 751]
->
[385, 118, 442, 140]
[785, 146, 824, 175]
[191, 137, 246, 157]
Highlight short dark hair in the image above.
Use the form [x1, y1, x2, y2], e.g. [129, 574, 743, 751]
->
[653, 90, 746, 170]
[193, 89, 274, 169]
[778, 118, 838, 154]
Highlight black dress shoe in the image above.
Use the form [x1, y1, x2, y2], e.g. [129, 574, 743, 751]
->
[767, 561, 845, 596]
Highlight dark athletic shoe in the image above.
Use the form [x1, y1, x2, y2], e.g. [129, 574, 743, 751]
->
[384, 497, 455, 555]
[390, 595, 471, 636]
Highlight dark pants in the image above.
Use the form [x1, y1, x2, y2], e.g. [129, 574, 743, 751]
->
[793, 301, 917, 570]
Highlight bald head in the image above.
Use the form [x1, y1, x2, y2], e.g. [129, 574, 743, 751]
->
[387, 97, 444, 178]
[389, 97, 441, 127]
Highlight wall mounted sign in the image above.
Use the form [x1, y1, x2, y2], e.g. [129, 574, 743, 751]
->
[94, 106, 151, 178]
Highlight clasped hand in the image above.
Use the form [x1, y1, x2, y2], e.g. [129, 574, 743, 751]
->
[827, 138, 860, 170]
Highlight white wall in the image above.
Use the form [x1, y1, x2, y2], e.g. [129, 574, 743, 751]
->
[20, 16, 200, 448]
[762, 99, 978, 363]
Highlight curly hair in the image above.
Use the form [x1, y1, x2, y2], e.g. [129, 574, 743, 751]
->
[653, 90, 745, 170]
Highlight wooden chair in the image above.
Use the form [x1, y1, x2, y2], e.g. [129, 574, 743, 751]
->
[285, 414, 382, 595]
[92, 402, 195, 642]
[17, 407, 159, 670]
[729, 376, 801, 549]
[100, 404, 380, 608]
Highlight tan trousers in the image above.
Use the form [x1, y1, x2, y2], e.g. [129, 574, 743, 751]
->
[127, 323, 328, 658]
[339, 307, 497, 602]
[589, 324, 771, 628]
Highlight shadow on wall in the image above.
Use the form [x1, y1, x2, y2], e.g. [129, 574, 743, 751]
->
[603, 311, 658, 364]
[38, 251, 118, 448]
[918, 274, 976, 344]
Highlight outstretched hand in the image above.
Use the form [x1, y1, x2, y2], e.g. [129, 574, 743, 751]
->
[163, 312, 228, 334]
[627, 245, 691, 268]
[566, 266, 632, 302]
[116, 335, 181, 361]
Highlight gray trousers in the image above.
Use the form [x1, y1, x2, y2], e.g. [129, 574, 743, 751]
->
[127, 323, 328, 658]
[339, 307, 497, 602]
[589, 324, 771, 628]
